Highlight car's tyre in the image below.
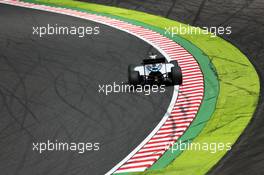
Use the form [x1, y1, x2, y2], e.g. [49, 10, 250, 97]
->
[128, 64, 135, 72]
[128, 65, 140, 85]
[170, 60, 178, 67]
[171, 66, 182, 85]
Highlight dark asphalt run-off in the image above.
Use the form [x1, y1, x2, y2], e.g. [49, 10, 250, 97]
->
[0, 4, 174, 175]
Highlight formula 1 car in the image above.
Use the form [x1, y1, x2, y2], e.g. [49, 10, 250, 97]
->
[128, 54, 182, 85]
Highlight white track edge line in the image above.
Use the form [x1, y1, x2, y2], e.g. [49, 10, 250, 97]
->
[0, 1, 180, 174]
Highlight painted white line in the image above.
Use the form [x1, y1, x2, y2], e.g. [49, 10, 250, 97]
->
[0, 1, 205, 174]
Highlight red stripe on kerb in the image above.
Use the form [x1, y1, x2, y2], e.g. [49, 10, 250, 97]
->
[0, 1, 204, 174]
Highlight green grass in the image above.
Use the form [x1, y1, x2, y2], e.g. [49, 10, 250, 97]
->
[22, 0, 260, 174]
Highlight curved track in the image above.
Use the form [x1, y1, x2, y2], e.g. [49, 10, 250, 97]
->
[86, 0, 264, 174]
[0, 4, 174, 175]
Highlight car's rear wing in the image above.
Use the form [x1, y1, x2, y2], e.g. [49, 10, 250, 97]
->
[142, 57, 166, 65]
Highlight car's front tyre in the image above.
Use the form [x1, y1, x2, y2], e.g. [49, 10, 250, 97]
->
[169, 60, 179, 67]
[128, 65, 140, 85]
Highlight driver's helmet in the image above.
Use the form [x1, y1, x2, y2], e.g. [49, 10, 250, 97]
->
[147, 52, 162, 72]
[147, 63, 162, 72]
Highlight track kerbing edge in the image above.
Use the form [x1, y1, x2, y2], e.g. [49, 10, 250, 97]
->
[0, 0, 204, 174]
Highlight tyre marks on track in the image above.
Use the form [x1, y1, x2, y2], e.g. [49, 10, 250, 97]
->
[0, 0, 204, 174]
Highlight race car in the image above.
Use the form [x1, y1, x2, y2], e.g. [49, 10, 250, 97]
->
[128, 54, 182, 85]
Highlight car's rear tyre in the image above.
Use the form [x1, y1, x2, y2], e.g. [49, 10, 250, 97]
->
[128, 65, 140, 85]
[128, 64, 135, 72]
[171, 66, 182, 85]
[170, 60, 178, 67]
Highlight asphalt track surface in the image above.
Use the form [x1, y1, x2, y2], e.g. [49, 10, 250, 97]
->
[84, 0, 264, 174]
[0, 4, 174, 175]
